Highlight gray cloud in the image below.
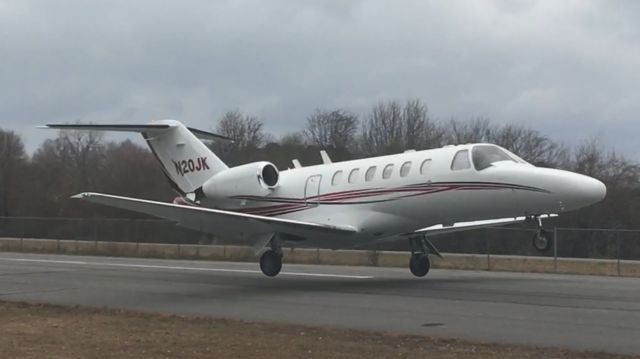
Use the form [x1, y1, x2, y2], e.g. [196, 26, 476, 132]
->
[1, 0, 638, 157]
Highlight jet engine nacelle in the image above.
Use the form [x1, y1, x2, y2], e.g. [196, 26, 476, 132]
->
[201, 161, 279, 200]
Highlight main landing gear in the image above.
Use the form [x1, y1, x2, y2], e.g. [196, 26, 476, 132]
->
[530, 216, 553, 252]
[409, 236, 442, 278]
[259, 240, 283, 277]
[410, 253, 430, 277]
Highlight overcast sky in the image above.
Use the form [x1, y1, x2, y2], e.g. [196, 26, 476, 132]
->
[1, 0, 639, 157]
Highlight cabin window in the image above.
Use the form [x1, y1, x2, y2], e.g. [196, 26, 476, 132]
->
[382, 164, 394, 179]
[451, 150, 471, 170]
[472, 145, 517, 171]
[400, 161, 412, 177]
[420, 159, 432, 174]
[365, 166, 377, 182]
[331, 170, 343, 186]
[348, 168, 360, 184]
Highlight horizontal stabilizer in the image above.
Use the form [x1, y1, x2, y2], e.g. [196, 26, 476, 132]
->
[186, 127, 235, 142]
[40, 123, 234, 142]
[40, 123, 171, 132]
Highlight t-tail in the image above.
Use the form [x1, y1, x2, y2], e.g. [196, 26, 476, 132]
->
[41, 120, 233, 195]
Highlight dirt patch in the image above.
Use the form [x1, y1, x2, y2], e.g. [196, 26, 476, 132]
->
[0, 300, 631, 359]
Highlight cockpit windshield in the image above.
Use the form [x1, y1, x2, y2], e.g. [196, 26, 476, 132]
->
[472, 145, 517, 171]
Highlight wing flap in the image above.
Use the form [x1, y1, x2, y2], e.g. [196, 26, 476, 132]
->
[412, 214, 557, 236]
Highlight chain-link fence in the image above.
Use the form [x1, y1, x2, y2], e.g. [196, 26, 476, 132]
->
[0, 217, 207, 244]
[1, 216, 639, 261]
[427, 226, 640, 261]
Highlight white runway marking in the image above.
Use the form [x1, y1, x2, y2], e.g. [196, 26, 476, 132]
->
[0, 257, 373, 279]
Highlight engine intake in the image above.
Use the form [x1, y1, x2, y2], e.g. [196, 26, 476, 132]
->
[260, 163, 279, 188]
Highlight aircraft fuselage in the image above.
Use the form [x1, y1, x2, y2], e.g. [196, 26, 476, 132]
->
[203, 143, 606, 247]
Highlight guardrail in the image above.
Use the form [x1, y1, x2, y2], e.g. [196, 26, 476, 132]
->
[1, 237, 639, 277]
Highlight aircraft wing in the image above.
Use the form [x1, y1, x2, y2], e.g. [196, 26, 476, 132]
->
[72, 192, 358, 242]
[411, 214, 557, 236]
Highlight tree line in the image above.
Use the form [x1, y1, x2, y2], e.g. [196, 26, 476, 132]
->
[1, 99, 639, 231]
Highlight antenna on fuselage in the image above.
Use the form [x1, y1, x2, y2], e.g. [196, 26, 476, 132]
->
[320, 150, 332, 164]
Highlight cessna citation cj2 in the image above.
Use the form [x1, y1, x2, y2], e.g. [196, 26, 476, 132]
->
[43, 120, 606, 278]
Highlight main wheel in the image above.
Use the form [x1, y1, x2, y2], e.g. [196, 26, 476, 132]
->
[409, 254, 430, 277]
[260, 250, 282, 277]
[532, 230, 552, 252]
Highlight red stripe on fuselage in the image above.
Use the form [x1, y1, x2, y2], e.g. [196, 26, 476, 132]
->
[222, 181, 545, 216]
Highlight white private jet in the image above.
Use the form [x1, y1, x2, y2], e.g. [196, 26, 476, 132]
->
[42, 120, 606, 277]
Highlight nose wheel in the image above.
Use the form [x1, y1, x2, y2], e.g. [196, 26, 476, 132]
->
[528, 216, 554, 252]
[532, 229, 553, 252]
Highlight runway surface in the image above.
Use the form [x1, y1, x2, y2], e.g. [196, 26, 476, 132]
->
[0, 252, 639, 355]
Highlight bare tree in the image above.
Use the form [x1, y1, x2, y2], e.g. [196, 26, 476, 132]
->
[27, 124, 105, 216]
[99, 140, 173, 200]
[572, 137, 606, 178]
[360, 99, 441, 155]
[403, 99, 445, 149]
[0, 130, 27, 216]
[304, 109, 358, 150]
[489, 124, 568, 167]
[361, 100, 403, 155]
[571, 137, 640, 188]
[58, 127, 104, 190]
[444, 117, 493, 145]
[279, 132, 306, 147]
[212, 111, 267, 165]
[215, 110, 265, 151]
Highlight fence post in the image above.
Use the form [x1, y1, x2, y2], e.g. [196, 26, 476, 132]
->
[20, 217, 24, 252]
[486, 228, 491, 271]
[616, 231, 621, 277]
[134, 220, 139, 255]
[93, 219, 98, 253]
[93, 219, 98, 241]
[553, 227, 558, 273]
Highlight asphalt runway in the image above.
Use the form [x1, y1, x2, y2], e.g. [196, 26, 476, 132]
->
[0, 252, 639, 355]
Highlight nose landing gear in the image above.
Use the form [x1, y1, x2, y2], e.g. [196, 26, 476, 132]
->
[532, 229, 552, 252]
[530, 216, 553, 252]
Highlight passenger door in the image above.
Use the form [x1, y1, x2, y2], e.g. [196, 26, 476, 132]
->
[304, 175, 322, 207]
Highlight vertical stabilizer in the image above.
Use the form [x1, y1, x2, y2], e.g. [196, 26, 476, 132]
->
[143, 120, 228, 194]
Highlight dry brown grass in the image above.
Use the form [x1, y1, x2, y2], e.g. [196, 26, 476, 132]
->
[0, 300, 633, 359]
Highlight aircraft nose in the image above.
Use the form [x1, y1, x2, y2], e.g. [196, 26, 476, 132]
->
[560, 173, 607, 210]
[577, 175, 606, 203]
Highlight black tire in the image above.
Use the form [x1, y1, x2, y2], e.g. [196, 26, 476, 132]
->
[409, 254, 430, 277]
[532, 230, 553, 252]
[260, 250, 282, 277]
